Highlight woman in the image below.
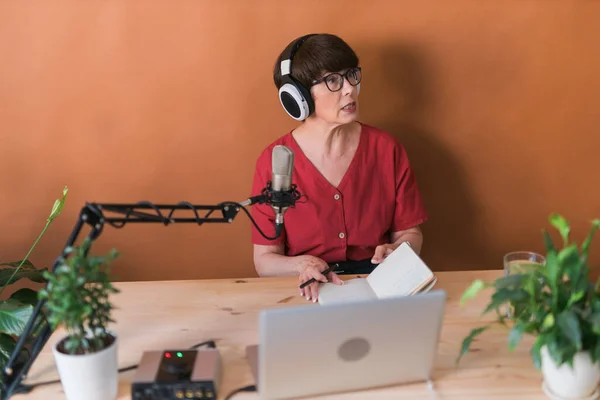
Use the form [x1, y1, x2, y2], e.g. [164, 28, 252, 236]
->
[250, 33, 428, 302]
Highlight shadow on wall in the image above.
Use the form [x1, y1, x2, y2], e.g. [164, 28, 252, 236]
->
[357, 41, 491, 271]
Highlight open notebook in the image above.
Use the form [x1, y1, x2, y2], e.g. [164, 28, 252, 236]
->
[317, 242, 437, 306]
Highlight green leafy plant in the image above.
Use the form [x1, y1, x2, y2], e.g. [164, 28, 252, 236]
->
[0, 186, 68, 370]
[457, 213, 600, 370]
[38, 238, 120, 355]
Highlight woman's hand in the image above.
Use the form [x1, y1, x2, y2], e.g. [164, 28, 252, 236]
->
[297, 255, 343, 302]
[371, 243, 402, 264]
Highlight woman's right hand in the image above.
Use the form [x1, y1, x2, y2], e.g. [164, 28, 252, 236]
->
[297, 255, 343, 302]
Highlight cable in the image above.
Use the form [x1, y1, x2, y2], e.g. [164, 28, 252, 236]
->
[224, 384, 257, 400]
[12, 340, 217, 393]
[234, 202, 281, 241]
[168, 201, 206, 224]
[103, 201, 170, 228]
[193, 200, 292, 242]
[190, 339, 217, 349]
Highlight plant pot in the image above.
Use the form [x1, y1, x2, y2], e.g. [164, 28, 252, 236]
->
[52, 333, 118, 400]
[541, 345, 600, 399]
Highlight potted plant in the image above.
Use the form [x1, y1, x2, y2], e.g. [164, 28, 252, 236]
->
[0, 186, 68, 372]
[38, 237, 120, 400]
[457, 213, 600, 399]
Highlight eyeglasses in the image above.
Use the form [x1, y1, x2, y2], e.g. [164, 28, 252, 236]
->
[311, 67, 362, 92]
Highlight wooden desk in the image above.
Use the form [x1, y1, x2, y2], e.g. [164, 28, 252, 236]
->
[16, 270, 547, 399]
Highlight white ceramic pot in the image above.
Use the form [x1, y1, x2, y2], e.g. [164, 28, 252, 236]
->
[541, 345, 600, 399]
[52, 333, 118, 400]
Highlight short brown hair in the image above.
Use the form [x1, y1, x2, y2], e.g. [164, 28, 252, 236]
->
[273, 34, 359, 90]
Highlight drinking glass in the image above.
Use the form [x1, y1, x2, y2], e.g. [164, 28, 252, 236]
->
[503, 251, 546, 317]
[504, 251, 546, 276]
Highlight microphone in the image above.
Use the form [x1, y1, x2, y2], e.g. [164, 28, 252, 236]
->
[239, 145, 299, 239]
[270, 145, 294, 235]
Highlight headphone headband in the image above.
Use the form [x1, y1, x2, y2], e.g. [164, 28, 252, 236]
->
[280, 34, 316, 77]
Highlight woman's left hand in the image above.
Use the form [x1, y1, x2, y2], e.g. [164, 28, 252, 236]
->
[371, 243, 400, 264]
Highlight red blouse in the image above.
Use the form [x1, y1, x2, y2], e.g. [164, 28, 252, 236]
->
[250, 123, 428, 263]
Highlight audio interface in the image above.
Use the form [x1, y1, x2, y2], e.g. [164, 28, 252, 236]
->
[131, 348, 221, 400]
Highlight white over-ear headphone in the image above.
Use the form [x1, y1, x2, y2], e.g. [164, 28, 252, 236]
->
[277, 34, 316, 121]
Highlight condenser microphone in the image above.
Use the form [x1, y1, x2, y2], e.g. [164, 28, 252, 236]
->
[271, 145, 294, 231]
[239, 145, 298, 239]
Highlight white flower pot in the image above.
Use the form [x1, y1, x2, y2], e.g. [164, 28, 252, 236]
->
[541, 345, 600, 399]
[52, 333, 118, 400]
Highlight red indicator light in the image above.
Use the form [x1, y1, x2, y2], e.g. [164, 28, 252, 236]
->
[165, 352, 171, 358]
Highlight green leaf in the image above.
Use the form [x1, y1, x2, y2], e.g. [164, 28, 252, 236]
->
[561, 244, 581, 284]
[460, 280, 488, 305]
[549, 213, 570, 245]
[509, 321, 526, 351]
[493, 274, 526, 289]
[582, 219, 600, 258]
[9, 288, 39, 307]
[48, 186, 68, 222]
[556, 310, 582, 350]
[456, 326, 490, 364]
[0, 299, 34, 336]
[0, 260, 36, 269]
[543, 230, 556, 253]
[0, 262, 46, 286]
[483, 288, 529, 315]
[548, 336, 565, 365]
[592, 296, 600, 313]
[524, 274, 540, 303]
[0, 333, 16, 371]
[567, 290, 585, 308]
[545, 247, 560, 288]
[559, 244, 579, 265]
[593, 339, 600, 364]
[531, 335, 545, 370]
[543, 313, 555, 329]
[589, 313, 600, 334]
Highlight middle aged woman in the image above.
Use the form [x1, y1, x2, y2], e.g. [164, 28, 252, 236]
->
[249, 33, 428, 302]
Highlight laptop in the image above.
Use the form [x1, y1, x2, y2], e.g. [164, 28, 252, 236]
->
[245, 290, 446, 400]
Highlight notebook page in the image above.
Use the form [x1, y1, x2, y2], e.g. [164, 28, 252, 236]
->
[317, 278, 377, 306]
[366, 242, 435, 299]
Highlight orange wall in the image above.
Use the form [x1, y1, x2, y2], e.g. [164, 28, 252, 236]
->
[1, 1, 599, 282]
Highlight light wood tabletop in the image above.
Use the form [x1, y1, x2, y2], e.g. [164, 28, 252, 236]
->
[14, 270, 549, 399]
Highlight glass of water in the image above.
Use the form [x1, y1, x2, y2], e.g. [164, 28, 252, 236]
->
[504, 251, 546, 276]
[503, 251, 545, 317]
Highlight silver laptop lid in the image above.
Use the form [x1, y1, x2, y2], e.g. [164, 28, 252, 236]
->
[257, 290, 446, 400]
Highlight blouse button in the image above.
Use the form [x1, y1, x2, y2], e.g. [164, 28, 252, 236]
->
[334, 193, 341, 200]
[339, 232, 345, 239]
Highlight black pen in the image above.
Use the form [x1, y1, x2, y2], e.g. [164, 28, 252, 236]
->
[299, 267, 332, 289]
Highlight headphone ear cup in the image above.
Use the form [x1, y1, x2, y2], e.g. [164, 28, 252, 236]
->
[296, 80, 315, 116]
[279, 82, 311, 121]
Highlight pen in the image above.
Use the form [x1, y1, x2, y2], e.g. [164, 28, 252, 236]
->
[299, 267, 332, 289]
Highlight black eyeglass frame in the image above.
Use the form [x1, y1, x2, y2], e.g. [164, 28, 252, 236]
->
[311, 67, 362, 92]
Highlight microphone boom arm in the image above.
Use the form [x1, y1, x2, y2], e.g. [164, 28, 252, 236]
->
[1, 187, 301, 399]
